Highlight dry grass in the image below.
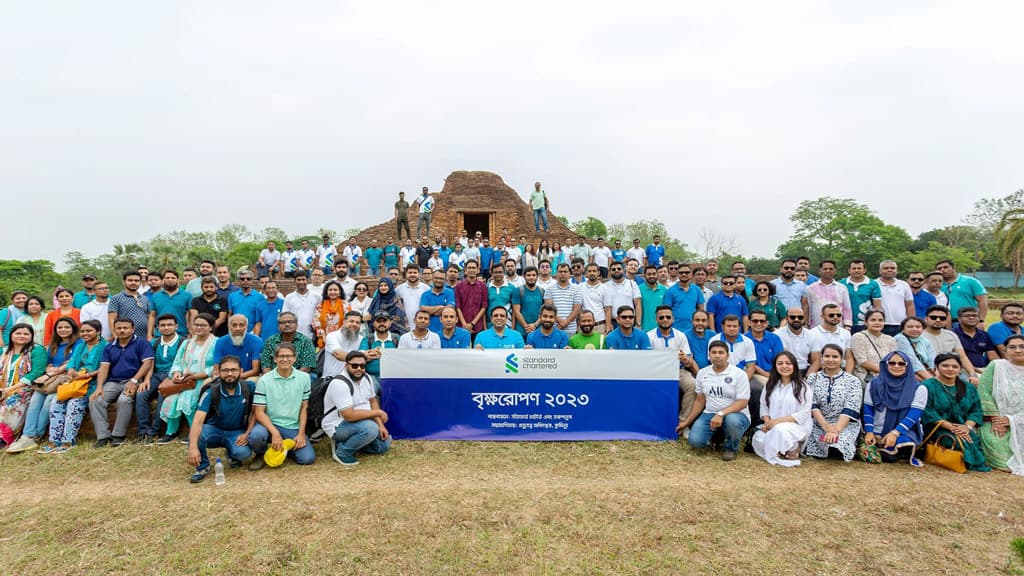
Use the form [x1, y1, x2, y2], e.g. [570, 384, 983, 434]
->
[2, 439, 1023, 575]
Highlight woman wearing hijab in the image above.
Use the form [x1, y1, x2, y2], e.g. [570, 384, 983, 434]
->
[979, 333, 1024, 474]
[367, 277, 408, 336]
[863, 350, 929, 466]
[922, 353, 989, 472]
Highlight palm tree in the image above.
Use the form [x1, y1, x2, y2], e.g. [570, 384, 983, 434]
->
[996, 209, 1024, 287]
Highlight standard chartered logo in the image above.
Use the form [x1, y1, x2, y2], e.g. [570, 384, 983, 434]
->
[504, 353, 519, 374]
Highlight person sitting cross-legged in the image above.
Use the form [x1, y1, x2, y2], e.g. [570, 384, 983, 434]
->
[323, 351, 392, 466]
[247, 342, 315, 470]
[678, 340, 751, 461]
[186, 356, 256, 483]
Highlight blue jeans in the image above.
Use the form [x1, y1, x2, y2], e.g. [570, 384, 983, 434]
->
[688, 412, 750, 452]
[331, 419, 391, 461]
[135, 373, 166, 436]
[248, 424, 316, 465]
[23, 391, 54, 437]
[533, 207, 549, 232]
[197, 424, 253, 471]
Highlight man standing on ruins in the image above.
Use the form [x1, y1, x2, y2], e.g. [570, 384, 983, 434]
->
[394, 192, 411, 241]
[415, 186, 434, 239]
[530, 181, 549, 233]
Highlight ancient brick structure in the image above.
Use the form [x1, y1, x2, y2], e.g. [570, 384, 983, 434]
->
[355, 170, 575, 246]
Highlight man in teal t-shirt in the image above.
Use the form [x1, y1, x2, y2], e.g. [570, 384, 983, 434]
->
[937, 260, 988, 320]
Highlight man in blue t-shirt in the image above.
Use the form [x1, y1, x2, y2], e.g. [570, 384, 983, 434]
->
[605, 305, 652, 350]
[663, 263, 705, 332]
[644, 236, 665, 267]
[683, 310, 716, 369]
[705, 275, 749, 333]
[988, 302, 1024, 356]
[419, 270, 456, 333]
[479, 239, 495, 280]
[610, 240, 627, 264]
[214, 315, 264, 380]
[474, 307, 525, 349]
[364, 239, 384, 277]
[186, 356, 256, 483]
[525, 305, 569, 349]
[227, 272, 266, 331]
[438, 306, 472, 349]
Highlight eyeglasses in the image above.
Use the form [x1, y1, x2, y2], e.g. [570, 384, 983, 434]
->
[657, 315, 672, 320]
[679, 270, 691, 274]
[886, 360, 907, 367]
[928, 315, 947, 321]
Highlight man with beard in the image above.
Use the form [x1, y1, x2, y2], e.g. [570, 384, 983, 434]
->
[576, 264, 607, 334]
[455, 260, 488, 336]
[438, 306, 472, 349]
[605, 306, 652, 350]
[648, 306, 696, 430]
[398, 310, 441, 349]
[513, 266, 550, 337]
[419, 270, 456, 334]
[360, 313, 399, 378]
[706, 275, 749, 334]
[776, 308, 812, 374]
[504, 259, 525, 289]
[474, 306, 525, 349]
[147, 270, 191, 339]
[806, 260, 852, 329]
[415, 236, 433, 270]
[186, 260, 216, 298]
[603, 261, 642, 332]
[683, 310, 715, 370]
[639, 265, 667, 332]
[214, 265, 238, 299]
[936, 259, 988, 320]
[186, 356, 256, 483]
[213, 315, 264, 381]
[703, 259, 721, 294]
[227, 271, 265, 332]
[771, 259, 809, 320]
[807, 303, 855, 374]
[332, 260, 357, 296]
[953, 306, 997, 369]
[324, 312, 366, 377]
[323, 350, 391, 466]
[136, 314, 182, 444]
[525, 304, 569, 349]
[568, 310, 604, 349]
[190, 276, 229, 337]
[259, 312, 317, 374]
[395, 265, 429, 328]
[922, 305, 978, 381]
[663, 263, 705, 333]
[486, 266, 518, 329]
[839, 259, 882, 333]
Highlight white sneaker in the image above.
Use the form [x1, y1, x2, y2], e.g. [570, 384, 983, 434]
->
[6, 436, 38, 454]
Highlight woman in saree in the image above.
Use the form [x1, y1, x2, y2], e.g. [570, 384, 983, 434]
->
[863, 350, 929, 466]
[803, 344, 863, 462]
[158, 313, 216, 443]
[0, 324, 48, 447]
[921, 353, 989, 472]
[367, 277, 408, 336]
[979, 333, 1024, 474]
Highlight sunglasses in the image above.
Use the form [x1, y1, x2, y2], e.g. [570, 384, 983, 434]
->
[782, 266, 795, 270]
[909, 277, 924, 282]
[825, 313, 842, 318]
[721, 282, 735, 286]
[750, 319, 767, 323]
[348, 364, 367, 369]
[657, 315, 672, 320]
[887, 361, 907, 367]
[788, 315, 804, 320]
[928, 315, 947, 321]
[618, 315, 635, 320]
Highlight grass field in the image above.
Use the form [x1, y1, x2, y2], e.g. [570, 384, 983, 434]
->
[2, 439, 1023, 575]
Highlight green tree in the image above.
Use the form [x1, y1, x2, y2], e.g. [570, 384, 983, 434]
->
[897, 242, 981, 275]
[776, 198, 911, 271]
[965, 189, 1024, 235]
[571, 217, 607, 240]
[0, 260, 64, 305]
[996, 208, 1024, 286]
[606, 219, 698, 263]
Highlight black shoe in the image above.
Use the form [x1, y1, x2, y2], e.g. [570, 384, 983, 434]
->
[189, 468, 209, 484]
[229, 459, 243, 469]
[110, 437, 125, 448]
[94, 438, 112, 448]
[157, 434, 178, 445]
[722, 450, 737, 462]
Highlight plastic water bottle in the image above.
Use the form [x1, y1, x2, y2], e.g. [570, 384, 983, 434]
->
[214, 458, 225, 486]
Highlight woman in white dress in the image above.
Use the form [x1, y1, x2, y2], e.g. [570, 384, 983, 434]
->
[803, 344, 863, 461]
[752, 350, 813, 466]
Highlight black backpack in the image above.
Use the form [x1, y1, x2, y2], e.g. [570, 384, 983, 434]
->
[306, 374, 359, 436]
[198, 378, 253, 427]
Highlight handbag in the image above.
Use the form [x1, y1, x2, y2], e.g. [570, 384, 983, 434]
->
[56, 376, 92, 402]
[919, 421, 967, 474]
[158, 377, 195, 396]
[857, 438, 881, 464]
[32, 373, 69, 395]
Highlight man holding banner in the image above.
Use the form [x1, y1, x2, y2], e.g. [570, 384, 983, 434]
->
[678, 340, 751, 461]
[474, 307, 525, 349]
[525, 305, 569, 350]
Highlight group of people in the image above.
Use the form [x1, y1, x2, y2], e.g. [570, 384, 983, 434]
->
[1, 230, 1021, 479]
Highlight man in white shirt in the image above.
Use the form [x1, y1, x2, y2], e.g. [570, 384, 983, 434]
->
[395, 266, 429, 327]
[626, 239, 646, 267]
[876, 259, 915, 336]
[806, 303, 855, 374]
[341, 237, 362, 276]
[398, 310, 441, 349]
[296, 240, 316, 279]
[578, 264, 609, 334]
[536, 260, 557, 292]
[648, 305, 697, 431]
[776, 308, 812, 374]
[315, 235, 337, 275]
[602, 261, 642, 333]
[677, 340, 751, 461]
[80, 281, 112, 340]
[323, 312, 365, 378]
[322, 351, 391, 466]
[925, 271, 950, 308]
[282, 274, 321, 339]
[258, 241, 282, 279]
[708, 316, 757, 379]
[504, 259, 525, 289]
[591, 238, 613, 278]
[923, 305, 978, 380]
[398, 238, 418, 273]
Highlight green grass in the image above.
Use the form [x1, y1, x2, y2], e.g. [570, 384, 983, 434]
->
[1, 440, 1022, 575]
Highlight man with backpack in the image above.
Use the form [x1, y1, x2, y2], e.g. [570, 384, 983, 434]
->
[322, 350, 391, 466]
[186, 356, 256, 482]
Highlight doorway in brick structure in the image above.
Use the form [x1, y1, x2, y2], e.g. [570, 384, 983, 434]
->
[462, 213, 490, 241]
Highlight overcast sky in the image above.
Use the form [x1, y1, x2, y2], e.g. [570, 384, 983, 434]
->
[2, 2, 1022, 268]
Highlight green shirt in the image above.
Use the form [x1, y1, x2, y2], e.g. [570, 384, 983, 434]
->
[530, 189, 546, 210]
[942, 274, 987, 319]
[255, 368, 311, 430]
[395, 199, 410, 220]
[639, 283, 667, 332]
[568, 332, 605, 350]
[260, 333, 317, 372]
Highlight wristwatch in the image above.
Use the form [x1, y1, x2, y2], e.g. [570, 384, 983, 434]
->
[716, 411, 724, 417]
[129, 378, 138, 384]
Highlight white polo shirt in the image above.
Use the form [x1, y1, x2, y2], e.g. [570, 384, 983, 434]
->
[877, 278, 914, 326]
[776, 326, 812, 370]
[695, 363, 751, 419]
[321, 373, 376, 437]
[708, 333, 757, 369]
